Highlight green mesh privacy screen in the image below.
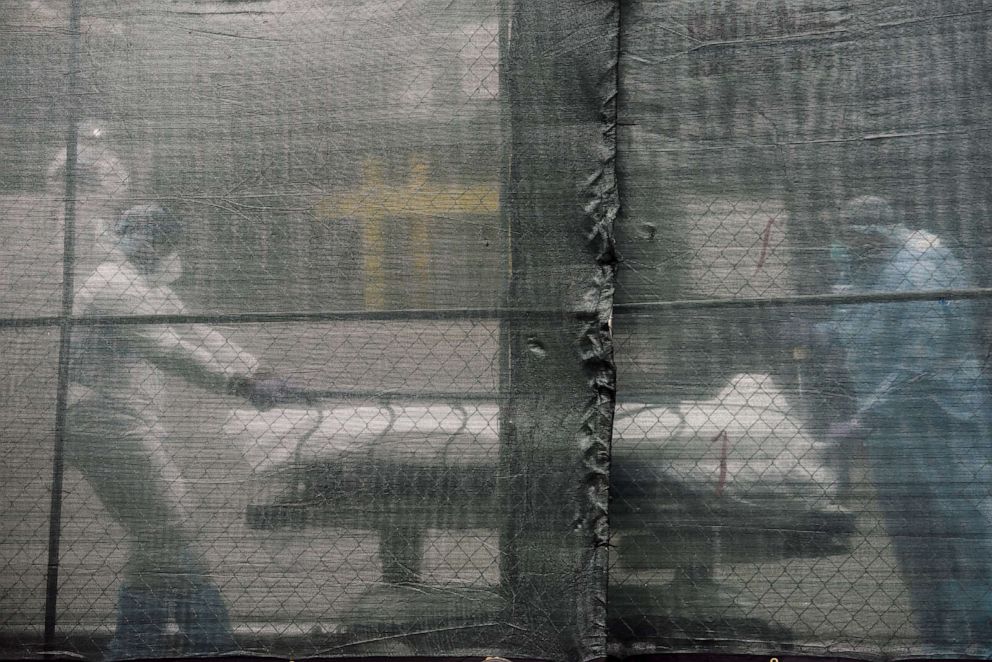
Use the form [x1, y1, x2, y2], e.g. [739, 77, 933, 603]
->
[1, 0, 990, 660]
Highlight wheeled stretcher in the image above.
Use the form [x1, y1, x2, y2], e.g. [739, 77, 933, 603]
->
[223, 374, 855, 646]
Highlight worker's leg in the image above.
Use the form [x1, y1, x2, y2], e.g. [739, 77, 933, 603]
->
[173, 574, 237, 655]
[867, 420, 956, 646]
[104, 585, 171, 661]
[66, 402, 233, 657]
[937, 419, 992, 648]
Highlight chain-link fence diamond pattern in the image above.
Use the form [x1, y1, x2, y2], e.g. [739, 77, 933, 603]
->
[612, 0, 992, 657]
[4, 0, 992, 659]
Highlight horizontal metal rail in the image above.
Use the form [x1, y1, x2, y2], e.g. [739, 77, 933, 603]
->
[613, 286, 992, 314]
[0, 306, 596, 329]
[288, 388, 499, 403]
[6, 287, 991, 327]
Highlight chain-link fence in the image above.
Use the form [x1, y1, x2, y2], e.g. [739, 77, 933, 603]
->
[0, 316, 514, 650]
[0, 1, 547, 658]
[611, 0, 992, 657]
[5, 0, 992, 659]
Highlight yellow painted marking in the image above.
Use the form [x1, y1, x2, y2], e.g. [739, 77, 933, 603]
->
[315, 157, 499, 309]
[357, 159, 387, 309]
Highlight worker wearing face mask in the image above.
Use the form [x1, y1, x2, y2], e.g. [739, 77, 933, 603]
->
[825, 196, 992, 650]
[66, 200, 292, 659]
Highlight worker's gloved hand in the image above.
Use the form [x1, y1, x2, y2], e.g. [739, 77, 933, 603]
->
[247, 377, 300, 410]
[229, 372, 308, 410]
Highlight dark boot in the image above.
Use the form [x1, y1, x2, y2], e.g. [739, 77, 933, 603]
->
[174, 582, 237, 656]
[106, 585, 170, 661]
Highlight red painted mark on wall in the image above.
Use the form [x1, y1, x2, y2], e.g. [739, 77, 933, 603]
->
[754, 217, 776, 274]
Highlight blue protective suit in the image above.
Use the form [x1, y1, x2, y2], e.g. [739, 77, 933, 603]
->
[830, 223, 992, 648]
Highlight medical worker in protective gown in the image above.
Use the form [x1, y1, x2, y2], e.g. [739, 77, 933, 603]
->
[55, 142, 290, 659]
[826, 196, 992, 649]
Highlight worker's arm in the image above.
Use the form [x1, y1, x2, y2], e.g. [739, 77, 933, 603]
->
[135, 323, 261, 396]
[91, 263, 260, 394]
[849, 248, 961, 426]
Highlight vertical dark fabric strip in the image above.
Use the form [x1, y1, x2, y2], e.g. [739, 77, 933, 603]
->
[579, 0, 620, 655]
[43, 0, 82, 648]
[500, 0, 619, 658]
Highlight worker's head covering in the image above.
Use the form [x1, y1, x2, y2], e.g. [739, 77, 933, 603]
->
[113, 205, 183, 278]
[831, 196, 905, 287]
[834, 195, 903, 248]
[114, 204, 182, 244]
[839, 195, 897, 228]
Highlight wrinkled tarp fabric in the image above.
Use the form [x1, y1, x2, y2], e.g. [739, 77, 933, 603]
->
[613, 0, 992, 657]
[2, 0, 992, 660]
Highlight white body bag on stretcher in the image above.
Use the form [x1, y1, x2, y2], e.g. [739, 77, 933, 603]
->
[223, 374, 852, 563]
